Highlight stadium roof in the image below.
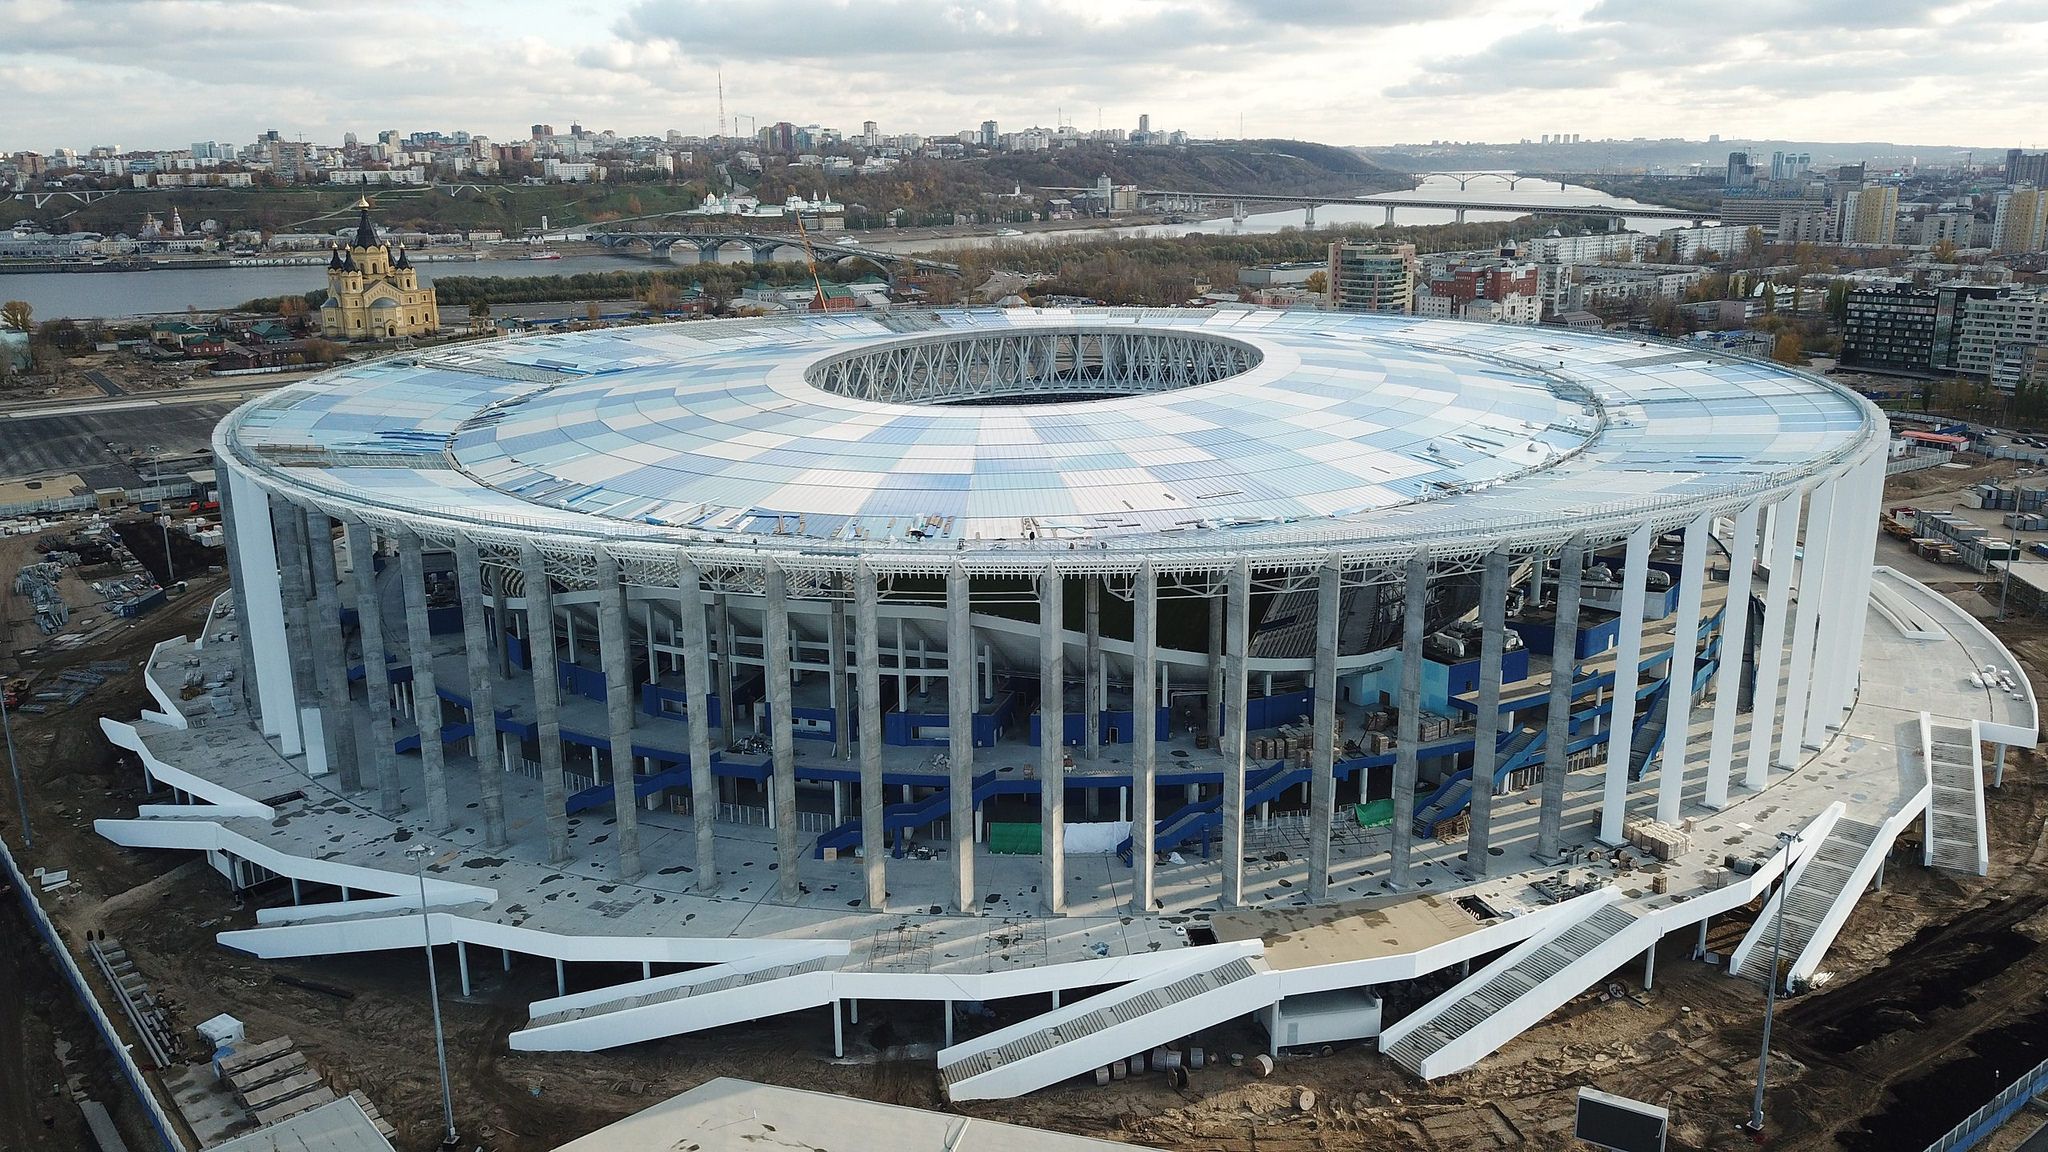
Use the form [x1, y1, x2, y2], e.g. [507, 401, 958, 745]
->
[220, 308, 1879, 569]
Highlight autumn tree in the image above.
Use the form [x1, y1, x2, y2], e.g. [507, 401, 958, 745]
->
[1, 300, 31, 333]
[1772, 329, 1804, 365]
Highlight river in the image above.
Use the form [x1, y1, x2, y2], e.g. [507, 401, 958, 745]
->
[2, 177, 1678, 320]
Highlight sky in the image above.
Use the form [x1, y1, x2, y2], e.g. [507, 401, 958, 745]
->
[4, 0, 2047, 154]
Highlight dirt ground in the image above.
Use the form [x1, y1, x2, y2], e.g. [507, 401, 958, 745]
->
[2, 549, 2045, 1151]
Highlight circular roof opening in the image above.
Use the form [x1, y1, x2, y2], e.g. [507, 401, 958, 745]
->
[803, 327, 1264, 406]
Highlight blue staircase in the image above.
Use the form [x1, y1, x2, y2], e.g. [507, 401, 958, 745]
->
[1118, 761, 1289, 864]
[812, 770, 1020, 859]
[1411, 727, 1544, 839]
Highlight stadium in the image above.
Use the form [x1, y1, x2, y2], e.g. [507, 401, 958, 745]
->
[95, 308, 2033, 1096]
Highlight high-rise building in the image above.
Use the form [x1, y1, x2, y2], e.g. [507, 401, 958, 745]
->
[862, 120, 879, 148]
[1725, 151, 1755, 189]
[1836, 185, 1899, 245]
[980, 120, 998, 148]
[2006, 148, 2048, 186]
[1327, 242, 1417, 314]
[1843, 281, 2006, 376]
[1992, 186, 2048, 253]
[1956, 293, 2046, 385]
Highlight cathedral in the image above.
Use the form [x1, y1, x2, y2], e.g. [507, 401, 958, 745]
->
[319, 198, 441, 341]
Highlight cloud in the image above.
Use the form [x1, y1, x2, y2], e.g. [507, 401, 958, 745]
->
[1, 0, 2044, 150]
[1383, 0, 2048, 124]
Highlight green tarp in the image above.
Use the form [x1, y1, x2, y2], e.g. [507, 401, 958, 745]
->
[987, 822, 1042, 855]
[1354, 799, 1395, 828]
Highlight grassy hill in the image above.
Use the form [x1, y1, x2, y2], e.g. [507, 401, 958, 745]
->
[980, 139, 1409, 196]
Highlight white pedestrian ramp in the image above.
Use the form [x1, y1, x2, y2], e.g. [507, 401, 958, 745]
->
[510, 949, 844, 1052]
[1923, 715, 1989, 876]
[939, 941, 1274, 1102]
[1378, 890, 1655, 1080]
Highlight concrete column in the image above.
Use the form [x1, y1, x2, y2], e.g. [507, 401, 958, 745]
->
[1778, 480, 1835, 767]
[398, 531, 451, 831]
[716, 595, 737, 750]
[830, 597, 850, 761]
[680, 560, 717, 891]
[1038, 566, 1065, 914]
[1808, 462, 1870, 743]
[1538, 537, 1583, 859]
[1825, 452, 1885, 725]
[455, 536, 507, 848]
[518, 543, 571, 864]
[344, 517, 402, 816]
[596, 550, 644, 881]
[496, 579, 512, 679]
[1131, 562, 1157, 913]
[1468, 546, 1510, 872]
[1207, 594, 1225, 741]
[272, 497, 325, 773]
[1083, 579, 1101, 760]
[1656, 511, 1711, 824]
[856, 562, 886, 909]
[765, 563, 799, 901]
[1220, 559, 1251, 908]
[215, 471, 266, 724]
[1705, 504, 1761, 809]
[1746, 492, 1803, 791]
[1391, 549, 1429, 888]
[1599, 522, 1653, 846]
[301, 508, 362, 791]
[946, 565, 976, 912]
[1309, 559, 1341, 901]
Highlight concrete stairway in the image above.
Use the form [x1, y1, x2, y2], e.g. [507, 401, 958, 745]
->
[1379, 894, 1651, 1080]
[1732, 816, 1880, 989]
[510, 953, 840, 1051]
[939, 945, 1273, 1102]
[1924, 718, 1988, 876]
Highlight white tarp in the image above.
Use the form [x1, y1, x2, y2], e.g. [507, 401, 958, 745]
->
[1063, 821, 1132, 854]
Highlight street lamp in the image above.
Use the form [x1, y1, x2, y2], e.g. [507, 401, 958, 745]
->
[406, 842, 459, 1149]
[1746, 829, 1798, 1136]
[2, 684, 28, 849]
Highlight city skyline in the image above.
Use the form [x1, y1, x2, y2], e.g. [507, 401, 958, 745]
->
[5, 0, 2047, 154]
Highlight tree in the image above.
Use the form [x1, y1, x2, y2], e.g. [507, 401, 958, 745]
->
[1772, 329, 1804, 365]
[1, 300, 30, 333]
[1761, 284, 1777, 315]
[1825, 279, 1851, 325]
[1303, 269, 1328, 295]
[643, 283, 681, 313]
[584, 301, 602, 324]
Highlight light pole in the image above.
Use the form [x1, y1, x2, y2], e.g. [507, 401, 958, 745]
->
[1746, 829, 1798, 1136]
[2, 685, 28, 849]
[407, 843, 458, 1149]
[1998, 539, 2017, 622]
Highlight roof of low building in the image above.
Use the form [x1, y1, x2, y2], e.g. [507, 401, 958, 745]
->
[210, 1096, 393, 1152]
[549, 1077, 1138, 1152]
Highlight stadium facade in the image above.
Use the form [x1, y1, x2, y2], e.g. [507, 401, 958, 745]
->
[95, 309, 2036, 1092]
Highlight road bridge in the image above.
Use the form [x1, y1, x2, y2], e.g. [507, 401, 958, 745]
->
[1044, 186, 1714, 228]
[594, 231, 960, 273]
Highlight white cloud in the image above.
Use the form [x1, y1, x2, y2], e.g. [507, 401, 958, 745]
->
[1, 0, 2043, 151]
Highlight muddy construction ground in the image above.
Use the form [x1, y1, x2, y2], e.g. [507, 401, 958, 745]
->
[2, 568, 2045, 1152]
